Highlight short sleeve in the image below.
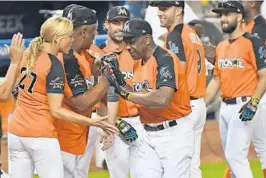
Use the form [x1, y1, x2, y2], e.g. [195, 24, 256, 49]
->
[63, 51, 88, 96]
[156, 54, 177, 90]
[166, 30, 186, 62]
[249, 36, 266, 70]
[46, 55, 65, 94]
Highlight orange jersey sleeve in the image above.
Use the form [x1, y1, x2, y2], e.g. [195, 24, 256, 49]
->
[9, 52, 65, 138]
[0, 97, 15, 134]
[215, 33, 266, 98]
[166, 24, 206, 98]
[133, 46, 191, 124]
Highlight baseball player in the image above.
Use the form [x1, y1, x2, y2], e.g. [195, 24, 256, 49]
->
[99, 6, 140, 178]
[56, 5, 118, 178]
[0, 33, 24, 178]
[205, 1, 266, 178]
[0, 33, 24, 102]
[242, 0, 266, 45]
[8, 16, 117, 178]
[223, 1, 266, 178]
[151, 1, 206, 177]
[110, 19, 193, 178]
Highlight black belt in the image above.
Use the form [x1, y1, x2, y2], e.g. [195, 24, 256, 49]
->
[121, 115, 139, 118]
[190, 97, 199, 100]
[144, 120, 177, 132]
[222, 96, 248, 105]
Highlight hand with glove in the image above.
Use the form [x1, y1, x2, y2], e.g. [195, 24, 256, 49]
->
[107, 74, 132, 100]
[100, 53, 126, 87]
[116, 117, 138, 143]
[239, 96, 260, 121]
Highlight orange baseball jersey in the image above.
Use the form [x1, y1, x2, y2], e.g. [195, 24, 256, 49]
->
[9, 52, 65, 138]
[0, 97, 14, 134]
[133, 46, 191, 124]
[214, 33, 266, 98]
[56, 49, 93, 155]
[165, 24, 206, 98]
[243, 15, 266, 45]
[100, 42, 138, 117]
[85, 44, 106, 110]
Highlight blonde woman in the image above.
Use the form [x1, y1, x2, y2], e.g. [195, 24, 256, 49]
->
[8, 16, 118, 178]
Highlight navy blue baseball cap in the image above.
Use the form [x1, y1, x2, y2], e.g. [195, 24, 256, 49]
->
[212, 1, 245, 16]
[63, 5, 97, 26]
[106, 6, 130, 21]
[120, 19, 153, 39]
[150, 1, 185, 8]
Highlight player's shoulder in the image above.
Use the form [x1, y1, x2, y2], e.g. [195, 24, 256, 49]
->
[253, 16, 266, 41]
[167, 24, 183, 41]
[243, 32, 265, 47]
[88, 43, 105, 57]
[46, 53, 64, 70]
[216, 39, 229, 50]
[153, 46, 176, 65]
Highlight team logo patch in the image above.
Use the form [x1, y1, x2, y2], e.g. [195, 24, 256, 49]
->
[168, 41, 179, 54]
[70, 74, 85, 88]
[159, 66, 173, 81]
[258, 46, 266, 59]
[133, 80, 150, 92]
[124, 21, 130, 32]
[117, 7, 127, 16]
[49, 77, 64, 89]
[253, 33, 260, 39]
[122, 70, 133, 80]
[218, 58, 245, 69]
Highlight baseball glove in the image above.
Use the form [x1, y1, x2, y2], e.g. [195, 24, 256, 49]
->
[116, 117, 138, 143]
[100, 53, 126, 87]
[239, 96, 260, 121]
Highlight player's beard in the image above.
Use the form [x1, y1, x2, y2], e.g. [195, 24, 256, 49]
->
[221, 20, 237, 34]
[110, 31, 123, 43]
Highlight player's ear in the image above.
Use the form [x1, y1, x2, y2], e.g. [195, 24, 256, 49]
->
[81, 27, 87, 38]
[237, 13, 243, 23]
[146, 34, 152, 45]
[175, 6, 183, 17]
[103, 21, 109, 31]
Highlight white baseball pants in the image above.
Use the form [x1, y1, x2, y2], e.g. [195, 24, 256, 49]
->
[8, 133, 63, 178]
[105, 116, 141, 178]
[130, 115, 194, 178]
[190, 98, 207, 178]
[219, 98, 266, 178]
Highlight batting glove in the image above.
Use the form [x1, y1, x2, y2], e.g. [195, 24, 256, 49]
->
[239, 96, 260, 121]
[100, 53, 126, 87]
[116, 117, 138, 143]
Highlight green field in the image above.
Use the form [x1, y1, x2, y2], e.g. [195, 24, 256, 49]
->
[33, 160, 263, 178]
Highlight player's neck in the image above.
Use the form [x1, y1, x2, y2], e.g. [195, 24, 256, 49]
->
[168, 19, 183, 32]
[41, 43, 59, 56]
[245, 11, 260, 24]
[106, 36, 125, 53]
[142, 42, 156, 62]
[73, 46, 82, 54]
[228, 28, 245, 40]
